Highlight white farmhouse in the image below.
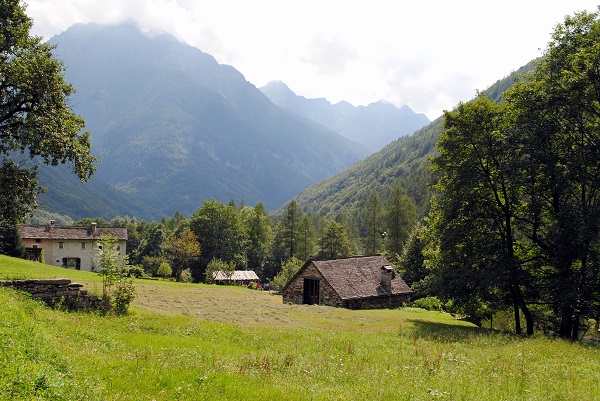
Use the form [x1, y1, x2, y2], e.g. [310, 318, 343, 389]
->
[18, 221, 128, 271]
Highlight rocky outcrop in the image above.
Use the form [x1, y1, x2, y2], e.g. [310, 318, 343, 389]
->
[0, 278, 107, 311]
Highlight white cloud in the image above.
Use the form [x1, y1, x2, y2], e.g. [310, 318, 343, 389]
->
[305, 37, 358, 76]
[26, 0, 600, 120]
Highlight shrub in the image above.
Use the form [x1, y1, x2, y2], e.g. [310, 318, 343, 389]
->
[141, 255, 167, 277]
[96, 234, 136, 315]
[126, 264, 147, 278]
[157, 262, 172, 279]
[412, 296, 443, 311]
[113, 279, 136, 315]
[270, 257, 302, 292]
[179, 268, 192, 283]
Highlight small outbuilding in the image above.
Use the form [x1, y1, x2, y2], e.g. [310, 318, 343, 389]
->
[213, 270, 260, 286]
[282, 255, 412, 309]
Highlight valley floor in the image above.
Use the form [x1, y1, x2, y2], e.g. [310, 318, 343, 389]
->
[1, 256, 599, 400]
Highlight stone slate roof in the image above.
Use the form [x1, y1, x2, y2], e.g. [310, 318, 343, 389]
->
[301, 255, 412, 300]
[213, 270, 260, 281]
[18, 225, 128, 241]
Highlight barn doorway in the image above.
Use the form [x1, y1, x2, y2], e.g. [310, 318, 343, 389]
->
[303, 278, 320, 305]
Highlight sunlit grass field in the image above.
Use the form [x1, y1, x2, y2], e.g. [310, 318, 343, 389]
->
[1, 255, 599, 400]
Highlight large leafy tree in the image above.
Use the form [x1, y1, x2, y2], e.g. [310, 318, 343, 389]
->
[428, 9, 600, 339]
[398, 222, 427, 298]
[189, 199, 247, 282]
[430, 95, 534, 335]
[504, 9, 600, 339]
[0, 0, 97, 239]
[164, 229, 201, 282]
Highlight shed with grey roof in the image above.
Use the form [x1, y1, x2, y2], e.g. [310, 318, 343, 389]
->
[212, 270, 260, 286]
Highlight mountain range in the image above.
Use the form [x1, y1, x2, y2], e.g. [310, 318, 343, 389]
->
[37, 23, 387, 219]
[260, 81, 430, 152]
[34, 22, 528, 223]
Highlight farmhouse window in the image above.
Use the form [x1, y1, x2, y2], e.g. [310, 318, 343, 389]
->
[58, 242, 64, 249]
[35, 238, 41, 243]
[81, 242, 86, 250]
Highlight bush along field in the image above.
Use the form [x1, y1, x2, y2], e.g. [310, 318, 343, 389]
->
[1, 255, 599, 400]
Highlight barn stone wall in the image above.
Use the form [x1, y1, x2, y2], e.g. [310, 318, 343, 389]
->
[282, 264, 343, 307]
[0, 278, 107, 311]
[343, 293, 411, 310]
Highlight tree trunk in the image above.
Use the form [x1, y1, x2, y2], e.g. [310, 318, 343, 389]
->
[559, 306, 574, 338]
[511, 285, 522, 335]
[520, 299, 534, 336]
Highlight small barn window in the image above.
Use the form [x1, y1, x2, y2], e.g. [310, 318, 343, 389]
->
[35, 239, 41, 243]
[81, 242, 86, 250]
[58, 242, 64, 249]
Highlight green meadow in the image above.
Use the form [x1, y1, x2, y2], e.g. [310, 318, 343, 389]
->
[1, 255, 599, 400]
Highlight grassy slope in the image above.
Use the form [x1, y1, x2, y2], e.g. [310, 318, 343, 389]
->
[1, 255, 599, 400]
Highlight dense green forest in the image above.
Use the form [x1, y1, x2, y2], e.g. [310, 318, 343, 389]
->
[411, 11, 600, 340]
[70, 192, 415, 285]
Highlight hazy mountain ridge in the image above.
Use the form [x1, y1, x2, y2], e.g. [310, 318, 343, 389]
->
[37, 23, 368, 219]
[292, 61, 538, 219]
[260, 80, 430, 152]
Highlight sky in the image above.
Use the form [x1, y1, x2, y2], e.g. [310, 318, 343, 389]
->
[26, 1, 599, 120]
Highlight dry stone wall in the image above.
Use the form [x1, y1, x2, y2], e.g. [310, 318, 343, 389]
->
[0, 278, 107, 311]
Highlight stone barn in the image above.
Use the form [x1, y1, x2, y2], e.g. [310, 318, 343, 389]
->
[281, 255, 412, 309]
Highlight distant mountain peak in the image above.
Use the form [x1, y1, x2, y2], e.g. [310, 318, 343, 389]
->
[263, 80, 290, 89]
[260, 81, 430, 152]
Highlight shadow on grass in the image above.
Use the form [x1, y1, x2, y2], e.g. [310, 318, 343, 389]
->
[405, 319, 512, 343]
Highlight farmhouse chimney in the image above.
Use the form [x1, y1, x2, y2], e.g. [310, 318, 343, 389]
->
[380, 265, 394, 293]
[91, 222, 97, 234]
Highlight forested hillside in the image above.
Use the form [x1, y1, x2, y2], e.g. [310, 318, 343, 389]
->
[293, 61, 537, 220]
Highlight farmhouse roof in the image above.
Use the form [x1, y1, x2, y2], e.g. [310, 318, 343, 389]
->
[289, 255, 412, 300]
[19, 224, 128, 241]
[213, 270, 260, 281]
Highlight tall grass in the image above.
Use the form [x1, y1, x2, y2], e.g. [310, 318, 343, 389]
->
[1, 255, 599, 400]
